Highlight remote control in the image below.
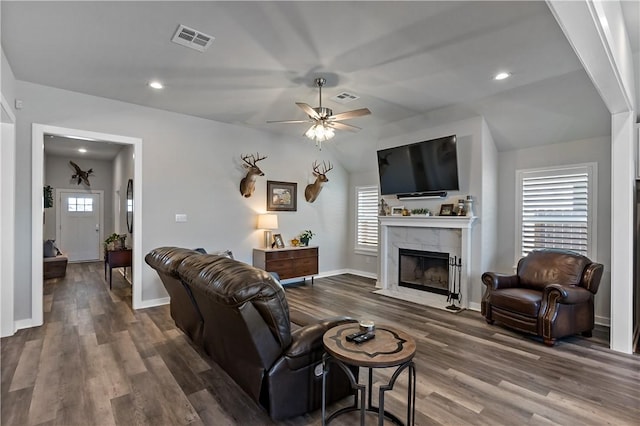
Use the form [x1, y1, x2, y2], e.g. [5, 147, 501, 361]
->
[346, 331, 367, 342]
[353, 332, 376, 344]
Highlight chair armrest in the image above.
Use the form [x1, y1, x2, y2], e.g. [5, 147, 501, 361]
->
[582, 263, 604, 294]
[284, 316, 356, 370]
[544, 284, 592, 304]
[482, 272, 520, 290]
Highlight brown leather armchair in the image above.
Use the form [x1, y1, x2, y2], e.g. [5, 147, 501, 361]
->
[481, 249, 603, 346]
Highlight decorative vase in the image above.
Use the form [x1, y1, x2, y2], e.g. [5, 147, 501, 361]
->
[300, 237, 310, 246]
[465, 195, 474, 217]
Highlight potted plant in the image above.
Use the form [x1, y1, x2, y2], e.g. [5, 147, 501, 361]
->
[411, 208, 430, 216]
[299, 230, 314, 246]
[105, 233, 126, 250]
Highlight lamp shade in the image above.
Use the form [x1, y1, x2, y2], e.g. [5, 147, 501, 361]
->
[257, 214, 278, 230]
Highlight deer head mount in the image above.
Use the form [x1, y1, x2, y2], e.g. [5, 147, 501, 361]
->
[239, 153, 267, 198]
[304, 160, 333, 203]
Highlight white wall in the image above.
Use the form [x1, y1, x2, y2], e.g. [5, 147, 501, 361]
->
[113, 145, 134, 238]
[44, 155, 115, 242]
[12, 81, 350, 320]
[1, 49, 17, 116]
[496, 135, 612, 323]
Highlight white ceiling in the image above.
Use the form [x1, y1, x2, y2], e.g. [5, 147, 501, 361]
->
[44, 135, 125, 161]
[2, 1, 638, 167]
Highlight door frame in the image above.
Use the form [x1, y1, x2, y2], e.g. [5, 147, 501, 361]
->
[32, 124, 143, 327]
[55, 189, 105, 262]
[1, 94, 16, 337]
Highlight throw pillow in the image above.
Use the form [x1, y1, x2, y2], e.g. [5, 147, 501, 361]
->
[211, 249, 234, 259]
[43, 240, 60, 258]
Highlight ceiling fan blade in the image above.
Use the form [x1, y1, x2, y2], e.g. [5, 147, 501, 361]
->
[327, 122, 362, 132]
[296, 102, 321, 120]
[328, 108, 371, 121]
[266, 119, 313, 124]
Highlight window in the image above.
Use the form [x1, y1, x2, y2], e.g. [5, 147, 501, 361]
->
[516, 163, 597, 259]
[355, 186, 379, 252]
[67, 197, 93, 212]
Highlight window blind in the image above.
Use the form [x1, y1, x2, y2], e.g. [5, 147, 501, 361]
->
[356, 186, 379, 249]
[520, 171, 589, 256]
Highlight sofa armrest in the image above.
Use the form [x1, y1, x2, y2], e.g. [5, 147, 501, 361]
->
[481, 272, 520, 290]
[544, 284, 592, 304]
[284, 316, 356, 370]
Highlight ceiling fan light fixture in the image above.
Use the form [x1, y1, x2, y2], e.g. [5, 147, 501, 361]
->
[305, 123, 335, 149]
[268, 76, 370, 148]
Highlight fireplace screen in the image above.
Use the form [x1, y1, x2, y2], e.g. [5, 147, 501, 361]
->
[398, 249, 450, 295]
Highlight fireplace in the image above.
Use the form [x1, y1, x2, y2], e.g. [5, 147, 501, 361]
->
[376, 215, 475, 310]
[398, 248, 449, 295]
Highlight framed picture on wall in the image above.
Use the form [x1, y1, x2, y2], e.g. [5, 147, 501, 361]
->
[267, 181, 297, 212]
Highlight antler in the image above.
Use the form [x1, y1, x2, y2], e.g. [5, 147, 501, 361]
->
[312, 160, 333, 175]
[241, 152, 267, 167]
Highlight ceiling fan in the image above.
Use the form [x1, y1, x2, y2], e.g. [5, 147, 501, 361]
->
[267, 77, 371, 148]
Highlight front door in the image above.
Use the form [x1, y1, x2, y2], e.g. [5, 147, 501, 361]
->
[57, 191, 102, 262]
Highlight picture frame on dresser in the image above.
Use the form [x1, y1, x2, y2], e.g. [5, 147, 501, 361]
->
[272, 233, 285, 249]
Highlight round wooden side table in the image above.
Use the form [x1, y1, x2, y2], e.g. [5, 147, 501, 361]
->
[321, 323, 416, 426]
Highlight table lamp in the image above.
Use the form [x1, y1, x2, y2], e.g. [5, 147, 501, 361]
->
[257, 214, 278, 248]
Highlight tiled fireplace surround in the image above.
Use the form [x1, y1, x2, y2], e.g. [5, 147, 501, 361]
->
[375, 216, 476, 310]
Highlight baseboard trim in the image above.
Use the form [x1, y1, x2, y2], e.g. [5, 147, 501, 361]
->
[468, 302, 481, 312]
[14, 317, 40, 332]
[138, 297, 170, 309]
[316, 269, 349, 278]
[0, 321, 18, 337]
[342, 269, 377, 280]
[595, 315, 610, 327]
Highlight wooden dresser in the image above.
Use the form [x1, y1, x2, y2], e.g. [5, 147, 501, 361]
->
[253, 246, 318, 285]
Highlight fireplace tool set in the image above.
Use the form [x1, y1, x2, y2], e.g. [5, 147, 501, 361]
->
[447, 256, 463, 311]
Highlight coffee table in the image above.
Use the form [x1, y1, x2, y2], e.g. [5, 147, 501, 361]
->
[322, 323, 416, 425]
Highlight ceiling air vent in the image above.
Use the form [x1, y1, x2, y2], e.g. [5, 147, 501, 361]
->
[331, 91, 360, 104]
[171, 24, 214, 52]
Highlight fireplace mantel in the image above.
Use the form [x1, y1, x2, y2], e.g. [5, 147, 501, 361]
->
[377, 215, 476, 310]
[379, 215, 475, 229]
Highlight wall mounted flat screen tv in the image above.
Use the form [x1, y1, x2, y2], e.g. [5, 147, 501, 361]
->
[377, 135, 459, 196]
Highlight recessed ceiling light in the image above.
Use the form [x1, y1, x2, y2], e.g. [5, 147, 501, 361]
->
[78, 148, 87, 153]
[149, 81, 164, 89]
[494, 72, 511, 81]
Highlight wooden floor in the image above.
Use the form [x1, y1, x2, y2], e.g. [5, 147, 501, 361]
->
[2, 262, 639, 425]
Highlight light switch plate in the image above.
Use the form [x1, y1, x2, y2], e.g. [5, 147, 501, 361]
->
[175, 214, 187, 223]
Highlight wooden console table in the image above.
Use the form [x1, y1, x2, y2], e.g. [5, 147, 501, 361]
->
[252, 246, 318, 285]
[104, 248, 132, 289]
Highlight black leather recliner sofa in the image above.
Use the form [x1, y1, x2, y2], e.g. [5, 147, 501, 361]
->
[145, 246, 356, 420]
